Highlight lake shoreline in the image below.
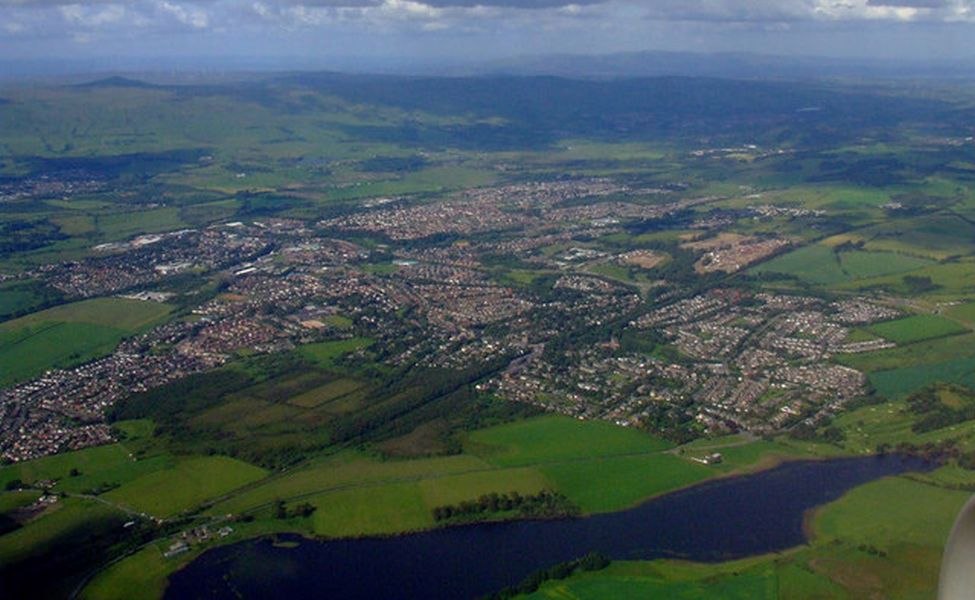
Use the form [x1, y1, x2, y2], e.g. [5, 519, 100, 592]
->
[164, 454, 936, 600]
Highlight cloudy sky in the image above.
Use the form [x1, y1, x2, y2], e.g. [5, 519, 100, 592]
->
[2, 0, 975, 69]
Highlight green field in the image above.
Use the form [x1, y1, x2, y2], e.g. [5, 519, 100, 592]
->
[837, 251, 934, 279]
[80, 545, 174, 600]
[0, 490, 41, 514]
[525, 559, 787, 600]
[298, 338, 374, 368]
[464, 416, 673, 467]
[0, 298, 174, 386]
[837, 333, 975, 373]
[947, 301, 975, 323]
[308, 482, 432, 537]
[832, 398, 975, 454]
[815, 475, 968, 548]
[210, 417, 744, 526]
[1, 297, 173, 330]
[751, 244, 935, 286]
[94, 207, 186, 240]
[0, 497, 124, 565]
[0, 322, 126, 386]
[867, 314, 967, 344]
[102, 457, 267, 517]
[541, 454, 711, 512]
[287, 378, 364, 408]
[0, 436, 173, 495]
[208, 452, 490, 515]
[835, 258, 975, 296]
[751, 244, 846, 285]
[0, 280, 55, 320]
[870, 355, 975, 400]
[855, 213, 975, 260]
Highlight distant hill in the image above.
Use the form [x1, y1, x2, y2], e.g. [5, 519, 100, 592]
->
[268, 72, 957, 148]
[451, 51, 975, 81]
[74, 76, 160, 89]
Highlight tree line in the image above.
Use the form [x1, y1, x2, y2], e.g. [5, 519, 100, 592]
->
[432, 490, 579, 523]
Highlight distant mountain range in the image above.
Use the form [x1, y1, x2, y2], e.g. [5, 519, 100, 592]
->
[3, 50, 974, 83]
[458, 51, 975, 80]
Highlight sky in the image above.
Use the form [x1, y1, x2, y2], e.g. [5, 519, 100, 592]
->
[2, 0, 975, 71]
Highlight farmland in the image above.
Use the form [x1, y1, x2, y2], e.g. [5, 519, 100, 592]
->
[750, 245, 935, 286]
[465, 416, 673, 467]
[0, 298, 173, 386]
[867, 314, 967, 344]
[102, 456, 267, 518]
[70, 415, 825, 600]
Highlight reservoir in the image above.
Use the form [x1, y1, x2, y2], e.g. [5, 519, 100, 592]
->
[166, 455, 933, 599]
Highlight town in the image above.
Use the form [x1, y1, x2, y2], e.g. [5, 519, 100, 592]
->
[0, 177, 903, 462]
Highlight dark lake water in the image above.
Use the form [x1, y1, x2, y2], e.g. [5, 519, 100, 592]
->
[166, 455, 933, 600]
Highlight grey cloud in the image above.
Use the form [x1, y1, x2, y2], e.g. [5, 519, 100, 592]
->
[420, 0, 605, 7]
[267, 0, 604, 7]
[867, 0, 949, 6]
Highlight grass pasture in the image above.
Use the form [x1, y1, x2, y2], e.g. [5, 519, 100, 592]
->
[835, 258, 975, 296]
[837, 333, 975, 373]
[813, 474, 967, 554]
[751, 243, 935, 286]
[541, 454, 711, 513]
[308, 482, 432, 537]
[299, 338, 374, 368]
[94, 208, 186, 241]
[867, 314, 967, 344]
[837, 250, 933, 279]
[0, 497, 124, 565]
[857, 213, 975, 260]
[947, 301, 975, 324]
[525, 559, 785, 600]
[80, 545, 174, 600]
[0, 322, 125, 386]
[0, 437, 174, 495]
[0, 280, 55, 320]
[832, 399, 975, 454]
[750, 244, 846, 285]
[870, 355, 975, 400]
[0, 490, 41, 514]
[287, 378, 364, 408]
[244, 371, 334, 404]
[464, 416, 673, 467]
[103, 457, 267, 517]
[0, 298, 173, 386]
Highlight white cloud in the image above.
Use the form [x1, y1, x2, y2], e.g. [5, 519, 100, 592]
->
[59, 3, 127, 26]
[157, 1, 209, 28]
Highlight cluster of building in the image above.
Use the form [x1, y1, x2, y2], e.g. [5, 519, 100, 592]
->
[164, 525, 234, 559]
[321, 179, 720, 244]
[0, 175, 920, 462]
[747, 204, 826, 219]
[681, 233, 791, 274]
[34, 226, 269, 298]
[0, 172, 105, 204]
[0, 348, 219, 462]
[487, 288, 899, 436]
